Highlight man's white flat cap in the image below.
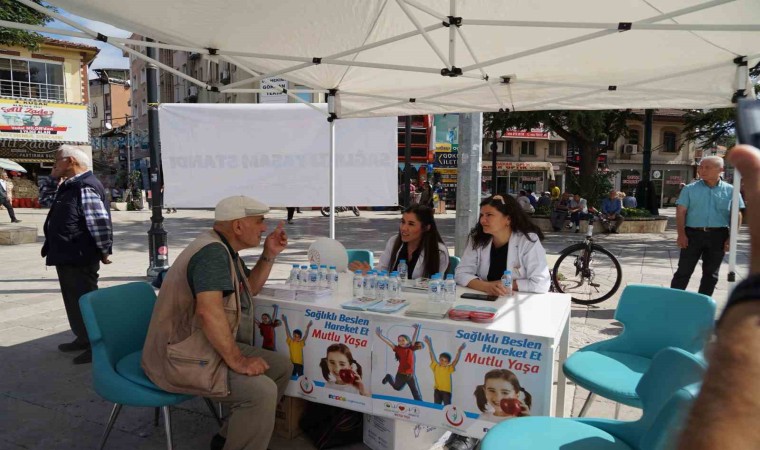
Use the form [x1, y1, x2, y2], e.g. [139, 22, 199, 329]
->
[215, 195, 270, 221]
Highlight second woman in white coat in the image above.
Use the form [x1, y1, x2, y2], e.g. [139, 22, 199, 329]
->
[348, 204, 449, 279]
[455, 195, 550, 295]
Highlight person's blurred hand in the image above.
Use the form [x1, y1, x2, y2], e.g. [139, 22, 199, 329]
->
[727, 145, 760, 273]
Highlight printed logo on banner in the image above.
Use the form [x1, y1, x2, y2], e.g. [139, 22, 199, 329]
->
[444, 405, 465, 427]
[299, 376, 314, 394]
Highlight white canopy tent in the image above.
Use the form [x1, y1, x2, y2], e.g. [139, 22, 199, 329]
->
[3, 0, 758, 277]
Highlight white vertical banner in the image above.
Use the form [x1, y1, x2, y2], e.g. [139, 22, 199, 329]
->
[159, 103, 397, 207]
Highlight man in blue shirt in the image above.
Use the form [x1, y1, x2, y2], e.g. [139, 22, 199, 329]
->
[601, 190, 625, 233]
[671, 156, 744, 296]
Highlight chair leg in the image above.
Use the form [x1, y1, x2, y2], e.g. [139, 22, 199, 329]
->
[154, 407, 160, 426]
[203, 397, 223, 427]
[98, 403, 123, 450]
[578, 392, 596, 417]
[161, 406, 174, 450]
[614, 402, 621, 419]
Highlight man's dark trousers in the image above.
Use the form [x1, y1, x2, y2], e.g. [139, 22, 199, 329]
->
[1, 197, 17, 222]
[670, 228, 728, 296]
[56, 262, 99, 345]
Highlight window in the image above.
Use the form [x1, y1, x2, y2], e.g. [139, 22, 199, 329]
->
[520, 141, 536, 156]
[0, 57, 65, 101]
[502, 140, 513, 155]
[628, 129, 640, 145]
[91, 103, 98, 118]
[662, 131, 678, 152]
[548, 141, 563, 157]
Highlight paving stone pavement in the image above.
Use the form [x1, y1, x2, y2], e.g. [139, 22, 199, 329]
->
[0, 206, 750, 450]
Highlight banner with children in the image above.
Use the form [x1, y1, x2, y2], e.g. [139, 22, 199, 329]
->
[253, 298, 374, 413]
[370, 318, 551, 439]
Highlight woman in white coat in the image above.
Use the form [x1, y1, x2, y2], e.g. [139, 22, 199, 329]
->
[455, 194, 550, 294]
[348, 204, 449, 279]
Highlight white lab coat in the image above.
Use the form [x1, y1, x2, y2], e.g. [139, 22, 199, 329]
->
[454, 232, 551, 293]
[377, 236, 450, 279]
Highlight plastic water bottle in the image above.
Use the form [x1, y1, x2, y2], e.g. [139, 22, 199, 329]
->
[377, 271, 388, 301]
[428, 274, 441, 302]
[318, 264, 328, 287]
[435, 273, 445, 302]
[501, 270, 513, 297]
[309, 264, 319, 286]
[353, 270, 364, 298]
[328, 266, 338, 291]
[366, 271, 377, 300]
[288, 264, 300, 286]
[444, 274, 456, 303]
[398, 259, 408, 285]
[388, 271, 401, 300]
[299, 265, 309, 287]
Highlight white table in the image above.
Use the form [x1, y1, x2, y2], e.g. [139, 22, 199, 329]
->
[254, 277, 570, 438]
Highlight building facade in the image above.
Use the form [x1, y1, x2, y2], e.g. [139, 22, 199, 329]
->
[0, 38, 98, 200]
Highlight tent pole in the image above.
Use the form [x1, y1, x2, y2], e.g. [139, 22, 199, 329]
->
[404, 117, 412, 209]
[146, 38, 169, 277]
[728, 57, 750, 285]
[328, 91, 337, 239]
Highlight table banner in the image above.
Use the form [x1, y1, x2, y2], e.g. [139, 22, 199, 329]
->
[254, 298, 374, 413]
[370, 317, 551, 439]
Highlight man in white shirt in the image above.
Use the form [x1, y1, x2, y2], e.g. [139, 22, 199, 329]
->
[568, 194, 588, 233]
[0, 171, 20, 223]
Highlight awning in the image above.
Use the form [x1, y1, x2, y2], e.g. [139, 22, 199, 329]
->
[7, 157, 53, 163]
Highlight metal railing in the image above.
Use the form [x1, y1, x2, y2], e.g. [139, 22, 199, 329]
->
[0, 79, 65, 102]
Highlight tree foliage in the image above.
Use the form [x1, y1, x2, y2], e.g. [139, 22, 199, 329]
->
[483, 109, 632, 199]
[0, 0, 55, 50]
[682, 68, 760, 150]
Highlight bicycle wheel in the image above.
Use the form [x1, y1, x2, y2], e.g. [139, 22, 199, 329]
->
[352, 206, 360, 216]
[320, 207, 331, 217]
[552, 243, 622, 305]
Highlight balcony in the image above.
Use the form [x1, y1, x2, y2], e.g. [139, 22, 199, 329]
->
[0, 79, 65, 102]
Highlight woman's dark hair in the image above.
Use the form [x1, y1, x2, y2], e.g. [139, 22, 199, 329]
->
[390, 204, 447, 277]
[320, 343, 363, 381]
[473, 369, 532, 413]
[469, 195, 544, 249]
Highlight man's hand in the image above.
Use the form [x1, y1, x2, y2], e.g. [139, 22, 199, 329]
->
[724, 239, 730, 253]
[728, 145, 760, 273]
[264, 221, 288, 256]
[101, 254, 112, 264]
[677, 234, 689, 249]
[230, 355, 269, 376]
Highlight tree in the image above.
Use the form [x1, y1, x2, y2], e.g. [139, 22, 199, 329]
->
[484, 110, 632, 199]
[682, 68, 759, 149]
[0, 0, 55, 50]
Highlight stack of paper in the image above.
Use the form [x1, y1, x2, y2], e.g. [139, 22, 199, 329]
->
[259, 284, 332, 302]
[341, 297, 383, 311]
[366, 298, 410, 314]
[404, 302, 451, 319]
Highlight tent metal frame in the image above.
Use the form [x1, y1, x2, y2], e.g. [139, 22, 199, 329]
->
[1, 0, 754, 286]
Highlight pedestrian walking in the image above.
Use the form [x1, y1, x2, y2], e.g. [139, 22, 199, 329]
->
[670, 156, 744, 296]
[42, 145, 112, 365]
[0, 170, 20, 223]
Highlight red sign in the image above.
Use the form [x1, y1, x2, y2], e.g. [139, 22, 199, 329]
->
[499, 129, 549, 138]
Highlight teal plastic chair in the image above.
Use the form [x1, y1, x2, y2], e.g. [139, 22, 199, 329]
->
[481, 347, 706, 450]
[446, 255, 460, 275]
[563, 285, 715, 417]
[346, 249, 374, 268]
[80, 282, 220, 450]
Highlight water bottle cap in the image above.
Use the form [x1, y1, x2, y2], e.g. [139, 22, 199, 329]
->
[503, 270, 512, 275]
[355, 270, 363, 274]
[399, 259, 406, 263]
[329, 266, 336, 269]
[311, 264, 318, 268]
[446, 274, 454, 279]
[292, 264, 300, 268]
[301, 265, 308, 269]
[320, 264, 327, 268]
[391, 271, 398, 276]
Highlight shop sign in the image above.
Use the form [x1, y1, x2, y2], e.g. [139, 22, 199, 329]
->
[652, 170, 662, 179]
[435, 168, 458, 175]
[434, 150, 458, 168]
[259, 77, 289, 103]
[498, 127, 549, 139]
[435, 142, 451, 152]
[623, 175, 640, 185]
[666, 175, 684, 185]
[0, 98, 89, 143]
[521, 176, 543, 182]
[434, 114, 459, 150]
[482, 161, 553, 171]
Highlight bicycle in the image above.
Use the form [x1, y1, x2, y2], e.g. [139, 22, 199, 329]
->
[320, 206, 361, 217]
[551, 209, 622, 305]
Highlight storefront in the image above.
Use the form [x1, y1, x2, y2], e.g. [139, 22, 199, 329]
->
[616, 165, 692, 208]
[482, 161, 555, 195]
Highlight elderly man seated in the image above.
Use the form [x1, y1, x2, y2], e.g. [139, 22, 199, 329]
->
[142, 196, 293, 450]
